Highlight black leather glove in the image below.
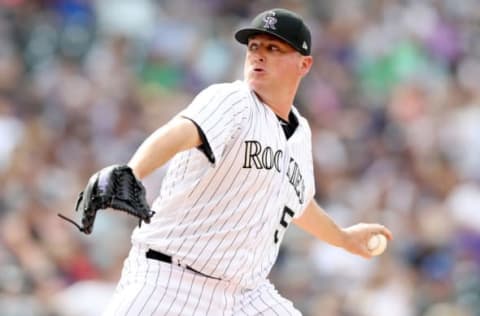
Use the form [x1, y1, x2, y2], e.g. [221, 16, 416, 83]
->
[58, 165, 155, 234]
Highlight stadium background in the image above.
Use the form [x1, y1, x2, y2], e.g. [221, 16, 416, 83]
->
[0, 0, 479, 315]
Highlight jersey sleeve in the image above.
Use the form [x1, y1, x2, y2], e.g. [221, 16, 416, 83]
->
[180, 83, 250, 164]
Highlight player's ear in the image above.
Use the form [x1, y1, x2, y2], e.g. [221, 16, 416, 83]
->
[299, 56, 313, 76]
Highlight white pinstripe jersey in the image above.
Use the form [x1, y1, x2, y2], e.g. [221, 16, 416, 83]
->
[132, 80, 315, 289]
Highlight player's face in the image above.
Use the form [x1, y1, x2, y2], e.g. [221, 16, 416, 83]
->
[244, 34, 310, 94]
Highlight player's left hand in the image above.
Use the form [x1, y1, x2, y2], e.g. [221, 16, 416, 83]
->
[340, 223, 393, 259]
[58, 164, 155, 234]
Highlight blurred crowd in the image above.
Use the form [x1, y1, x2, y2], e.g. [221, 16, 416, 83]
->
[0, 0, 480, 315]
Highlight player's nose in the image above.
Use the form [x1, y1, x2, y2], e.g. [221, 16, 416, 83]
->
[252, 53, 265, 64]
[249, 48, 266, 63]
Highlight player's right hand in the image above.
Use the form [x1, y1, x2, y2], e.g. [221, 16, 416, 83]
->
[340, 223, 393, 259]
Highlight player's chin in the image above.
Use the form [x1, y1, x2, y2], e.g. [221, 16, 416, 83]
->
[246, 77, 267, 91]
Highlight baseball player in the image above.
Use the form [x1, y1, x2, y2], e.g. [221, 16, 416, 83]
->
[101, 8, 393, 315]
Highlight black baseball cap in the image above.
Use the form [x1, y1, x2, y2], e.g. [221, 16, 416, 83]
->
[235, 8, 311, 56]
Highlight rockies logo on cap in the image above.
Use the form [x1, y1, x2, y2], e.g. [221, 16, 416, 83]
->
[263, 11, 277, 30]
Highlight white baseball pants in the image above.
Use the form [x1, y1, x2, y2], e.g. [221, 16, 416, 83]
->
[102, 244, 301, 315]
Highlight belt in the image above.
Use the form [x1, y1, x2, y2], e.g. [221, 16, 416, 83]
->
[145, 249, 221, 280]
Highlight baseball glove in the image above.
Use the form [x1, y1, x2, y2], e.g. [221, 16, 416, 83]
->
[58, 164, 155, 234]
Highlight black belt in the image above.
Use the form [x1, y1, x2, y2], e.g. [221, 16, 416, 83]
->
[145, 249, 221, 280]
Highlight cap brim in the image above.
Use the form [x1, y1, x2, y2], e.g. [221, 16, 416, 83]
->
[234, 28, 299, 52]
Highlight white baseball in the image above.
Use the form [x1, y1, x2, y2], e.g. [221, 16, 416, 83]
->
[367, 233, 388, 256]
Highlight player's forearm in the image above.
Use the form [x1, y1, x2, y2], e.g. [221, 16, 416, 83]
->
[128, 117, 202, 179]
[293, 199, 346, 248]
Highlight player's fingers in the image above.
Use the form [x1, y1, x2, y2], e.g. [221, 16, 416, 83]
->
[364, 223, 393, 240]
[379, 226, 393, 240]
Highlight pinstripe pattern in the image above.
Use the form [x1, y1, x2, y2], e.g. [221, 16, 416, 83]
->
[121, 80, 314, 314]
[102, 244, 301, 315]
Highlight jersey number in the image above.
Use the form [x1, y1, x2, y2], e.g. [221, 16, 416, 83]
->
[274, 206, 295, 243]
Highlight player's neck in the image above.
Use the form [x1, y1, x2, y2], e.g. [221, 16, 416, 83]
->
[254, 90, 295, 121]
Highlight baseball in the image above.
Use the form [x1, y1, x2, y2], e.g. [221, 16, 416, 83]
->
[367, 233, 388, 256]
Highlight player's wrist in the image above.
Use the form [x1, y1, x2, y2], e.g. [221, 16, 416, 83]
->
[338, 228, 352, 249]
